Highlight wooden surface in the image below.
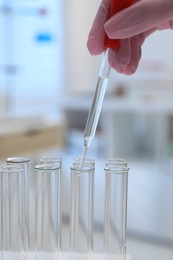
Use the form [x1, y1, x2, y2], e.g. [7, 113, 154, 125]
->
[0, 119, 65, 158]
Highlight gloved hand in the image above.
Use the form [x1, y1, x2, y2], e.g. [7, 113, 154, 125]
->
[87, 0, 173, 75]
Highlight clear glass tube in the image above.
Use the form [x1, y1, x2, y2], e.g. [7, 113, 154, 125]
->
[70, 162, 95, 260]
[105, 158, 127, 168]
[6, 157, 30, 253]
[73, 158, 95, 168]
[39, 156, 62, 251]
[40, 156, 62, 171]
[34, 164, 61, 260]
[80, 50, 111, 167]
[83, 49, 111, 149]
[104, 162, 129, 260]
[1, 165, 24, 259]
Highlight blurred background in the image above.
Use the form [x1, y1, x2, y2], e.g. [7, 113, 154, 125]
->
[0, 0, 173, 259]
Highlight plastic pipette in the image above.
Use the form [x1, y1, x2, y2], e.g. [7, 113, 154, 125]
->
[80, 0, 133, 167]
[80, 50, 111, 167]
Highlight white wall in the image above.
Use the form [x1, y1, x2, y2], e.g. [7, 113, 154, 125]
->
[63, 0, 102, 93]
[110, 30, 173, 91]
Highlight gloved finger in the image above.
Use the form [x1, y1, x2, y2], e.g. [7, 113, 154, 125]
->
[108, 36, 141, 75]
[104, 1, 147, 39]
[122, 36, 142, 75]
[108, 38, 131, 73]
[87, 0, 110, 55]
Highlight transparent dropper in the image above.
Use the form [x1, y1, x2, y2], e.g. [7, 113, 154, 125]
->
[80, 49, 111, 168]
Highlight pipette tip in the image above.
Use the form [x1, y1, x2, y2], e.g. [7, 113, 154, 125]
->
[79, 146, 88, 170]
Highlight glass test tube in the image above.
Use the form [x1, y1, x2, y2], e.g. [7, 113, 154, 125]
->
[1, 165, 24, 259]
[105, 158, 127, 168]
[6, 157, 30, 252]
[73, 158, 95, 168]
[104, 161, 129, 260]
[40, 156, 62, 171]
[34, 164, 60, 259]
[70, 161, 95, 260]
[39, 156, 62, 251]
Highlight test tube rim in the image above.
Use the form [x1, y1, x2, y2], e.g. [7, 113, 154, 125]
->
[40, 156, 62, 163]
[34, 163, 60, 172]
[73, 158, 95, 167]
[105, 158, 127, 166]
[104, 166, 129, 174]
[0, 165, 24, 174]
[6, 157, 30, 164]
[70, 165, 95, 174]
